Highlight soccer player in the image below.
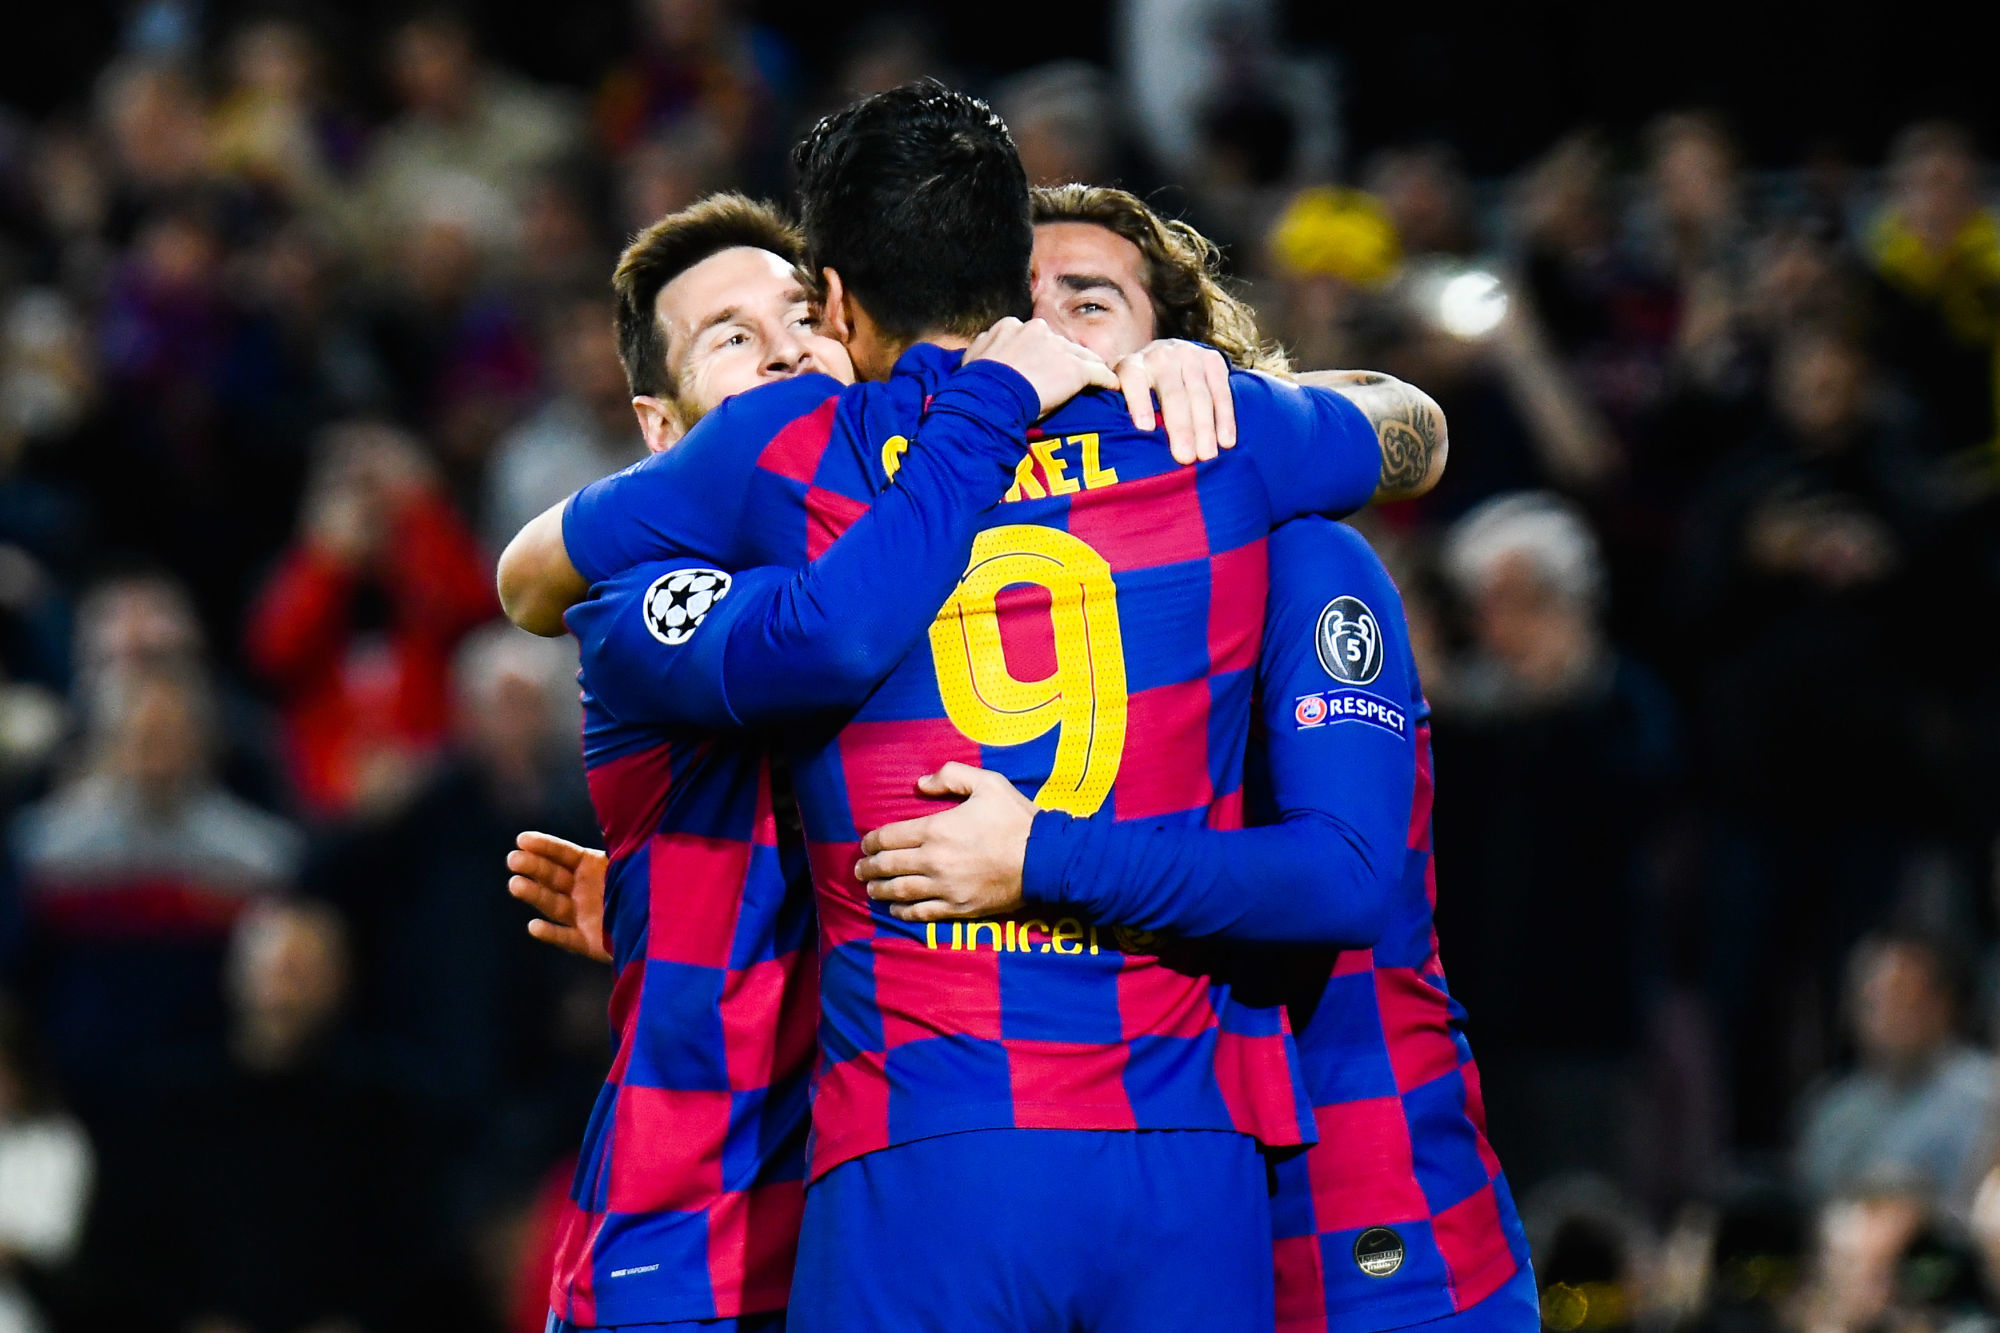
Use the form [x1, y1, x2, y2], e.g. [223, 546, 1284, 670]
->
[507, 193, 842, 1333]
[852, 190, 1538, 1333]
[511, 84, 1443, 1331]
[519, 183, 1529, 1333]
[511, 189, 1233, 1330]
[508, 189, 1268, 1331]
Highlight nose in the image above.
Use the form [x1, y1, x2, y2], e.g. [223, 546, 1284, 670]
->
[765, 321, 811, 375]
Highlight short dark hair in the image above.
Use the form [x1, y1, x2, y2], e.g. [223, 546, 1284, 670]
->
[611, 193, 804, 400]
[791, 80, 1031, 341]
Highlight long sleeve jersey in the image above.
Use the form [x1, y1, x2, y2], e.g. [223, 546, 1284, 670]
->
[1022, 517, 1534, 1331]
[564, 343, 1384, 1183]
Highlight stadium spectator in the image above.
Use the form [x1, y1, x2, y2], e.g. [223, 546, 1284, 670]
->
[95, 202, 249, 610]
[308, 624, 595, 1118]
[360, 13, 582, 254]
[483, 296, 641, 550]
[593, 0, 788, 179]
[243, 422, 496, 818]
[1864, 122, 1999, 454]
[0, 287, 97, 589]
[93, 59, 212, 205]
[1795, 931, 1996, 1221]
[207, 18, 362, 222]
[0, 996, 93, 1333]
[358, 203, 542, 487]
[1364, 142, 1478, 261]
[994, 61, 1121, 189]
[1431, 491, 1681, 1197]
[1635, 111, 1749, 289]
[6, 662, 301, 1108]
[71, 570, 287, 810]
[512, 173, 612, 326]
[100, 898, 422, 1331]
[1681, 328, 1953, 1144]
[1262, 184, 1401, 373]
[1512, 131, 1679, 440]
[302, 625, 602, 1325]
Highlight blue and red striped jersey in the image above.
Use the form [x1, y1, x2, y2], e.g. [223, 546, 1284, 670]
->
[1017, 517, 1533, 1331]
[565, 342, 1385, 1181]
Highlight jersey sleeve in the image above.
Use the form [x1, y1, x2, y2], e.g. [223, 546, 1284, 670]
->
[562, 372, 848, 583]
[1020, 517, 1416, 946]
[567, 360, 1041, 730]
[1230, 372, 1383, 523]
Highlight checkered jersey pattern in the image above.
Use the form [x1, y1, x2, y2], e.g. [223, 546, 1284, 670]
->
[1239, 517, 1530, 1331]
[723, 345, 1384, 1179]
[545, 693, 817, 1327]
[1269, 737, 1533, 1331]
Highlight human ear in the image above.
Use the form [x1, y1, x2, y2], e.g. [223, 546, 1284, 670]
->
[820, 269, 854, 344]
[631, 396, 685, 453]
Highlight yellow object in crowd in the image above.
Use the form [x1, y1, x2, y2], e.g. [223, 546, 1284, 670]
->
[1267, 186, 1403, 288]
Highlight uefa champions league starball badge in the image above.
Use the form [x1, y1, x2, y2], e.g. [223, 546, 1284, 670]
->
[643, 568, 733, 646]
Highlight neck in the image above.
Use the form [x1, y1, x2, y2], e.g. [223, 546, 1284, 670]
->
[857, 328, 972, 381]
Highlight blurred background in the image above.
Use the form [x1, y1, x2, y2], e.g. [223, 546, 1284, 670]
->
[0, 1, 1997, 1330]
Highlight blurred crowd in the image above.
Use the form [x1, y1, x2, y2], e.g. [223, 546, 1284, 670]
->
[0, 1, 1997, 1331]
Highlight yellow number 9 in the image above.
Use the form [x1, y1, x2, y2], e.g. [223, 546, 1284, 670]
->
[930, 525, 1128, 815]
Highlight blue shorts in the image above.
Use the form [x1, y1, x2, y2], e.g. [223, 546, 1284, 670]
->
[789, 1128, 1272, 1333]
[546, 1314, 785, 1333]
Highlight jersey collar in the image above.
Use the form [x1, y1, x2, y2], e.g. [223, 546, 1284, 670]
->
[890, 341, 968, 392]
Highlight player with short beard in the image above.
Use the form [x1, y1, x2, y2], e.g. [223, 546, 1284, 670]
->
[516, 183, 1530, 1333]
[865, 182, 1540, 1333]
[503, 186, 1310, 1330]
[512, 82, 1439, 1331]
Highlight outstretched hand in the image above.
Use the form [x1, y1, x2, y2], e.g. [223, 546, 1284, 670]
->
[507, 831, 612, 964]
[855, 763, 1038, 922]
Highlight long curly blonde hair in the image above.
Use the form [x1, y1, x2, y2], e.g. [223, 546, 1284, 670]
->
[1031, 184, 1292, 375]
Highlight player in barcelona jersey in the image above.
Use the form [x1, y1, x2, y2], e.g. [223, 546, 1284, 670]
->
[852, 185, 1540, 1333]
[504, 83, 1450, 1332]
[512, 180, 1532, 1333]
[503, 191, 1297, 1329]
[502, 191, 1234, 1330]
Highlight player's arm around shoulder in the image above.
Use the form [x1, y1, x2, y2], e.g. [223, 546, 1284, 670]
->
[498, 500, 587, 637]
[566, 558, 787, 731]
[1221, 367, 1443, 521]
[1294, 369, 1449, 502]
[500, 372, 850, 636]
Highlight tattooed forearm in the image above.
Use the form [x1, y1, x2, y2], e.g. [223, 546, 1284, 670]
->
[1296, 369, 1449, 500]
[1373, 391, 1446, 495]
